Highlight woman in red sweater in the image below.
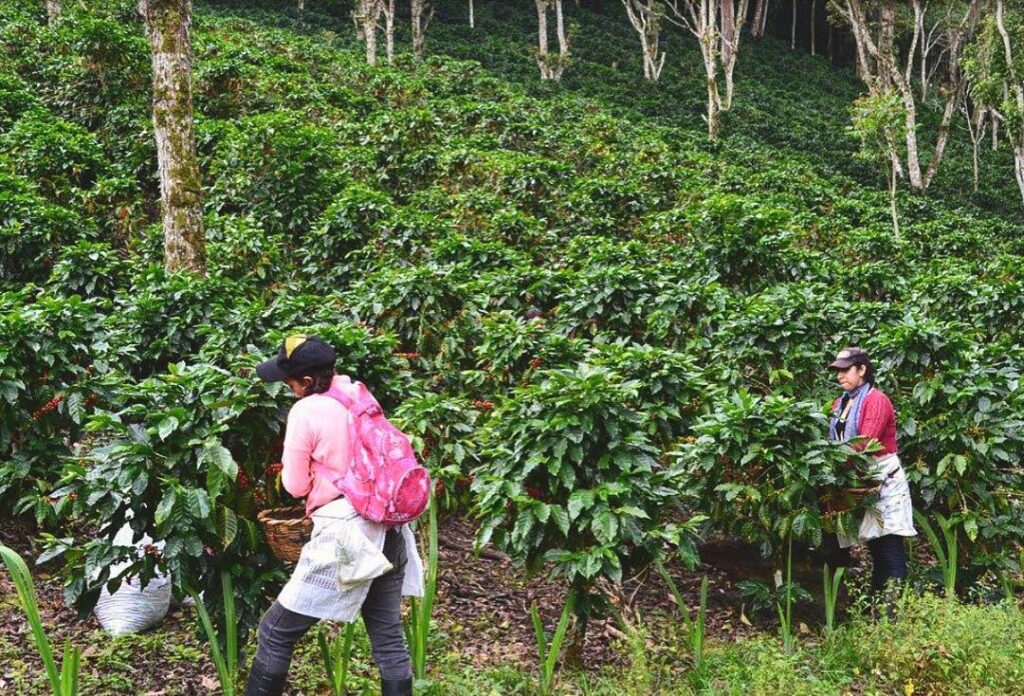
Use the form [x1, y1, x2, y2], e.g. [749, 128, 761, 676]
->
[827, 347, 916, 594]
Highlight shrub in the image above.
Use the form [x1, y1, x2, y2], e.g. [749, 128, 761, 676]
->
[474, 364, 705, 627]
[0, 112, 107, 205]
[0, 173, 93, 283]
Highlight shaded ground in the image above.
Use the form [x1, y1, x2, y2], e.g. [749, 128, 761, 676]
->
[1, 513, 873, 694]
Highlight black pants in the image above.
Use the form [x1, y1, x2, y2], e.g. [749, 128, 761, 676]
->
[867, 534, 907, 593]
[245, 528, 411, 695]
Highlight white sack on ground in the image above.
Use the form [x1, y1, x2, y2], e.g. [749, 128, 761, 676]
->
[93, 523, 171, 635]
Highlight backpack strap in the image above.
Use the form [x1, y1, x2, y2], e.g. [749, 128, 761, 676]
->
[324, 382, 382, 418]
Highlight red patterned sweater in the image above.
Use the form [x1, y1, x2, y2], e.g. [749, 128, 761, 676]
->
[831, 388, 899, 456]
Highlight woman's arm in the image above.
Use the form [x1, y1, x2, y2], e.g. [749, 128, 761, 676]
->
[281, 405, 315, 498]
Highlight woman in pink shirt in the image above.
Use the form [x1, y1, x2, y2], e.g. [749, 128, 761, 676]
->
[827, 347, 916, 597]
[245, 335, 419, 696]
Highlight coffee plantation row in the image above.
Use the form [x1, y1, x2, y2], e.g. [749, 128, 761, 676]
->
[2, 0, 1023, 656]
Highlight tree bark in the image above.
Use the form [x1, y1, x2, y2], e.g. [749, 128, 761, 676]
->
[995, 0, 1024, 204]
[834, 0, 979, 192]
[791, 0, 796, 50]
[810, 0, 816, 55]
[535, 0, 570, 80]
[555, 0, 570, 78]
[411, 0, 433, 61]
[666, 0, 747, 136]
[623, 0, 666, 81]
[354, 0, 383, 66]
[141, 0, 206, 274]
[383, 0, 395, 64]
[751, 0, 766, 38]
[45, 0, 60, 23]
[536, 0, 551, 78]
[469, 0, 475, 28]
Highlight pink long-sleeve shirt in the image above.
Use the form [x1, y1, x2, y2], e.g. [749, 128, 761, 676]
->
[831, 387, 899, 456]
[281, 375, 354, 515]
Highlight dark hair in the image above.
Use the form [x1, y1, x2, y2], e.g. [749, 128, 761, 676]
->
[854, 358, 875, 385]
[292, 365, 335, 396]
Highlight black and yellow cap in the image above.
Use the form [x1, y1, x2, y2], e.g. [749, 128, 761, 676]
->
[256, 334, 337, 382]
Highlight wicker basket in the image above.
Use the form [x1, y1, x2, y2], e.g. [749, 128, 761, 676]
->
[257, 506, 312, 564]
[821, 486, 880, 516]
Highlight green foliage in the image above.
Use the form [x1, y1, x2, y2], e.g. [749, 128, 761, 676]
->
[531, 589, 575, 696]
[0, 288, 103, 524]
[0, 543, 81, 696]
[0, 111, 107, 205]
[0, 0, 1023, 650]
[474, 363, 704, 611]
[190, 571, 240, 696]
[674, 390, 869, 556]
[46, 359, 287, 639]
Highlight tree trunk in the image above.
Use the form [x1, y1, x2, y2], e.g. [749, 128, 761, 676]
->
[469, 0, 475, 28]
[888, 159, 900, 237]
[45, 0, 60, 23]
[721, 0, 735, 68]
[623, 0, 666, 81]
[536, 0, 551, 79]
[412, 0, 432, 61]
[996, 0, 1024, 204]
[810, 0, 816, 55]
[554, 0, 569, 80]
[383, 0, 395, 64]
[355, 0, 382, 66]
[751, 0, 766, 38]
[141, 0, 206, 275]
[915, 0, 926, 102]
[790, 0, 796, 50]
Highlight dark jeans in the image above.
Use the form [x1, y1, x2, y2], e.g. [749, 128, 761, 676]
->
[867, 534, 907, 593]
[245, 528, 411, 695]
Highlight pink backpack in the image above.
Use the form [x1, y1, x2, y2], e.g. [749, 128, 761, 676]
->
[317, 381, 430, 526]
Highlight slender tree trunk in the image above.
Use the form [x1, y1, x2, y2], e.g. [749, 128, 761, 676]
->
[721, 0, 735, 68]
[915, 0, 927, 102]
[888, 159, 900, 237]
[996, 0, 1024, 204]
[411, 0, 433, 60]
[381, 0, 396, 64]
[965, 105, 986, 193]
[469, 0, 475, 27]
[45, 0, 60, 23]
[751, 0, 766, 37]
[790, 0, 796, 49]
[810, 0, 816, 55]
[355, 0, 383, 66]
[720, 0, 749, 109]
[623, 1, 666, 81]
[555, 0, 569, 79]
[536, 0, 551, 79]
[141, 0, 206, 274]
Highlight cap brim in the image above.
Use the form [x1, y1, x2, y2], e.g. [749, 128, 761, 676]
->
[256, 357, 288, 382]
[828, 359, 855, 369]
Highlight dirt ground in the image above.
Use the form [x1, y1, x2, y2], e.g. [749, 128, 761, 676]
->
[0, 514, 872, 694]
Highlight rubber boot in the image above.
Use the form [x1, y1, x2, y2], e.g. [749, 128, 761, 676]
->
[243, 664, 288, 696]
[381, 677, 413, 696]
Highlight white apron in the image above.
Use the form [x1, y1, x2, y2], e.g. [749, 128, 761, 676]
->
[277, 497, 425, 621]
[838, 453, 917, 549]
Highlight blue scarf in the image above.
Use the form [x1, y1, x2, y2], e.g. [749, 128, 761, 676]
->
[829, 383, 872, 443]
